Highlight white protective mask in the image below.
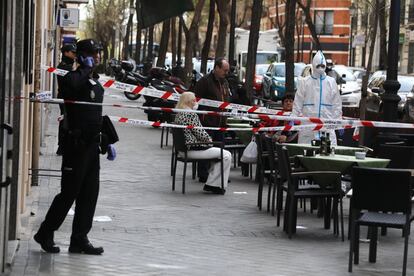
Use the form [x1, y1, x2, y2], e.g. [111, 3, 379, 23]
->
[316, 68, 325, 76]
[192, 103, 199, 110]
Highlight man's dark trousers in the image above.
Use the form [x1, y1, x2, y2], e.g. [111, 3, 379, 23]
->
[197, 130, 225, 181]
[38, 135, 100, 242]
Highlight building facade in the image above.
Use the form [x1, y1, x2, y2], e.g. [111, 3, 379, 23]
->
[398, 0, 414, 74]
[0, 0, 82, 273]
[350, 0, 414, 74]
[264, 0, 352, 65]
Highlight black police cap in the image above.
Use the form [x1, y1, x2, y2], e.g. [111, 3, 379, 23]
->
[61, 44, 76, 53]
[76, 39, 103, 55]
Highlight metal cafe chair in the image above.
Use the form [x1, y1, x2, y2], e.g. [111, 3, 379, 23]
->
[171, 128, 224, 194]
[348, 167, 413, 276]
[277, 146, 344, 239]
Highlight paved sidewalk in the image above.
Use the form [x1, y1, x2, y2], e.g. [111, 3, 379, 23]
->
[5, 89, 414, 276]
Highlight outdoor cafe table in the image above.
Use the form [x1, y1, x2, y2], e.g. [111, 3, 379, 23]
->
[282, 143, 362, 157]
[293, 154, 390, 231]
[297, 154, 390, 174]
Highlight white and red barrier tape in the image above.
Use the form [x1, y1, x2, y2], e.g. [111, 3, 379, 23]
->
[30, 97, 414, 130]
[108, 115, 345, 132]
[42, 66, 289, 116]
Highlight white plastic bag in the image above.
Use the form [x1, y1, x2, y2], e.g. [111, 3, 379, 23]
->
[241, 137, 257, 163]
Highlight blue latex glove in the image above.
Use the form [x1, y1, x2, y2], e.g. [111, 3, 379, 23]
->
[338, 129, 345, 137]
[107, 144, 116, 161]
[80, 56, 94, 68]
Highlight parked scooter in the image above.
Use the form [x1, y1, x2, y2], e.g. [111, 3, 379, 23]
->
[107, 59, 147, 100]
[143, 67, 189, 122]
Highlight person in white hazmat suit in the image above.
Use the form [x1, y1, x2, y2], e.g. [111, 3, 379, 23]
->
[292, 51, 342, 145]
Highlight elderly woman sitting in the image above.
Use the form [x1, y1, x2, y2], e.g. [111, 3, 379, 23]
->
[174, 92, 231, 195]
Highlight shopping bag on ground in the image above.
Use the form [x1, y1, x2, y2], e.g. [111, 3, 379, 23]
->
[241, 137, 257, 164]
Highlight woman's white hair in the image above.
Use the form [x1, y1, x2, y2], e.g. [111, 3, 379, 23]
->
[176, 92, 196, 109]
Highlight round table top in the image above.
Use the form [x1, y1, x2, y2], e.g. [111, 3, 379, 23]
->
[282, 143, 362, 156]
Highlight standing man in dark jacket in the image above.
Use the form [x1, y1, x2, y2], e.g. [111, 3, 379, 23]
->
[194, 57, 231, 183]
[34, 39, 105, 255]
[56, 44, 76, 155]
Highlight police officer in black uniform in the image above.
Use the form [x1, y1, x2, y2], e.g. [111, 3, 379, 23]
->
[34, 39, 105, 255]
[56, 44, 76, 155]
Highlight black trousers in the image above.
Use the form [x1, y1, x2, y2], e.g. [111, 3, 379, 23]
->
[39, 136, 100, 242]
[197, 131, 225, 180]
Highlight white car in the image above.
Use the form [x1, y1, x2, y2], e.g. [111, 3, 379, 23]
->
[333, 66, 361, 108]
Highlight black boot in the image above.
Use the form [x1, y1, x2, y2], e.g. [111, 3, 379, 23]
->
[56, 146, 63, 156]
[34, 231, 60, 253]
[69, 238, 104, 255]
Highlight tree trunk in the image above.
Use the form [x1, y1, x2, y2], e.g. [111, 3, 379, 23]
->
[178, 16, 183, 63]
[245, 0, 263, 100]
[143, 28, 148, 61]
[378, 0, 387, 70]
[201, 0, 215, 74]
[236, 0, 248, 27]
[215, 0, 230, 58]
[228, 0, 236, 65]
[147, 25, 154, 62]
[285, 0, 296, 95]
[134, 0, 141, 64]
[122, 0, 135, 59]
[274, 0, 286, 47]
[297, 0, 321, 51]
[102, 43, 109, 68]
[360, 0, 380, 120]
[171, 17, 177, 66]
[156, 20, 170, 67]
[183, 0, 206, 85]
[110, 28, 116, 58]
[295, 6, 301, 62]
[193, 31, 200, 58]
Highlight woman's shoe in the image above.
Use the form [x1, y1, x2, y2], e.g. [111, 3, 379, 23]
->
[203, 184, 225, 195]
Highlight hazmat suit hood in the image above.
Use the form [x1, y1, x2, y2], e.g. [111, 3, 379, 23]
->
[311, 51, 327, 79]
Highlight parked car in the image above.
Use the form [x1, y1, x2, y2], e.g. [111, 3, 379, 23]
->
[192, 59, 214, 74]
[252, 64, 270, 95]
[262, 62, 306, 101]
[347, 66, 368, 84]
[362, 74, 414, 121]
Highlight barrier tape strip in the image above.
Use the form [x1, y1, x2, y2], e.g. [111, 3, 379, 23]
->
[107, 115, 348, 132]
[30, 97, 414, 130]
[41, 65, 288, 116]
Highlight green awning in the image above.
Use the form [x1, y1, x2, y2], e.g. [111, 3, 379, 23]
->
[138, 0, 194, 29]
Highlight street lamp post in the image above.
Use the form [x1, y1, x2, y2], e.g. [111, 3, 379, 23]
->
[229, 0, 237, 66]
[349, 3, 356, 67]
[381, 0, 401, 122]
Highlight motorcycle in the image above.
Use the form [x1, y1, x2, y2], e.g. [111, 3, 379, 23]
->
[143, 67, 190, 122]
[107, 59, 148, 100]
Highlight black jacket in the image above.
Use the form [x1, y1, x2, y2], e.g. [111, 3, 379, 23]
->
[60, 65, 104, 142]
[194, 72, 230, 127]
[57, 56, 75, 99]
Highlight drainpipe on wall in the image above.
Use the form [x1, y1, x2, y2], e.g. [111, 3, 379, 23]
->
[31, 0, 43, 186]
